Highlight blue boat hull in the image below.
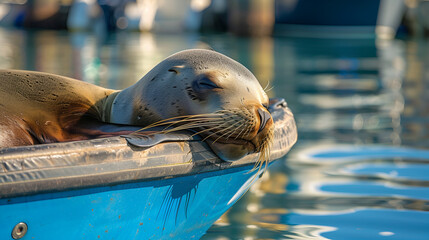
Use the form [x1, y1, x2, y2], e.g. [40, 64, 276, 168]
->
[1, 165, 262, 240]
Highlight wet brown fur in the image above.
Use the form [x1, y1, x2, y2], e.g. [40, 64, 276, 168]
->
[0, 70, 117, 147]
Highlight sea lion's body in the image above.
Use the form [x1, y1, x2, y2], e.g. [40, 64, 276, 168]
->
[0, 70, 117, 147]
[0, 49, 279, 162]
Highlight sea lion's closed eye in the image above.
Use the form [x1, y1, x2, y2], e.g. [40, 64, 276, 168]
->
[192, 77, 220, 91]
[191, 76, 221, 101]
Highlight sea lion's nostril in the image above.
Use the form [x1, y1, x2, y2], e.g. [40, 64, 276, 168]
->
[257, 108, 271, 133]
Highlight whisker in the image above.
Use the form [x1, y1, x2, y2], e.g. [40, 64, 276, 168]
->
[159, 121, 225, 134]
[190, 120, 238, 137]
[241, 124, 254, 139]
[212, 121, 244, 143]
[234, 120, 250, 140]
[136, 114, 224, 132]
[225, 122, 245, 140]
[264, 85, 274, 92]
[263, 81, 271, 91]
[202, 121, 240, 142]
[131, 120, 225, 138]
[158, 116, 240, 136]
[249, 128, 273, 173]
[160, 119, 225, 130]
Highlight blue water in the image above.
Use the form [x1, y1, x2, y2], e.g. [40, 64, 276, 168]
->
[288, 209, 429, 240]
[1, 28, 428, 239]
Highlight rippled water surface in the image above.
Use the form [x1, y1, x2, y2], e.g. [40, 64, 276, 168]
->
[1, 28, 429, 239]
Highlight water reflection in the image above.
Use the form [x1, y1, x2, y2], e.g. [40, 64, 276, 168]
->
[0, 29, 207, 88]
[204, 37, 429, 239]
[0, 27, 278, 97]
[1, 27, 428, 239]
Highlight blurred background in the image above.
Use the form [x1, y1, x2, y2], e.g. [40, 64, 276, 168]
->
[1, 0, 429, 239]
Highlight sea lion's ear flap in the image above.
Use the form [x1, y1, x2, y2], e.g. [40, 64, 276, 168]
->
[168, 65, 185, 74]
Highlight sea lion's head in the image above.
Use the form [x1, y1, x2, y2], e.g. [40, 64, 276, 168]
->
[114, 49, 274, 162]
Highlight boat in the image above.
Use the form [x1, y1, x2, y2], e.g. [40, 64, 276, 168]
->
[274, 0, 407, 39]
[0, 98, 297, 240]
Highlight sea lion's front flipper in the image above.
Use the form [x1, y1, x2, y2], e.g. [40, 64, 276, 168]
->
[123, 131, 198, 148]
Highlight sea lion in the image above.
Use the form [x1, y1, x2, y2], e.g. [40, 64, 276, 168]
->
[0, 49, 274, 162]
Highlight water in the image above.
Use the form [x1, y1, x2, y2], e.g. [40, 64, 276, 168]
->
[1, 28, 429, 239]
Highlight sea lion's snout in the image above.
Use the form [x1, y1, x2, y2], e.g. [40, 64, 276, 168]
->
[202, 104, 274, 162]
